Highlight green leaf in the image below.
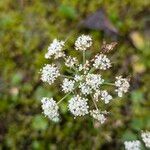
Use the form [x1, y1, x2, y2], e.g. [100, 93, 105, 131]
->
[130, 118, 144, 131]
[58, 5, 77, 19]
[121, 130, 137, 141]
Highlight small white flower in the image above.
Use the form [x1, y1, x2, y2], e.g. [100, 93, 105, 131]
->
[115, 76, 130, 97]
[68, 95, 89, 117]
[78, 64, 83, 72]
[79, 83, 92, 95]
[86, 73, 104, 90]
[45, 39, 65, 59]
[75, 34, 92, 51]
[93, 54, 111, 70]
[124, 140, 141, 150]
[101, 90, 112, 104]
[41, 97, 59, 122]
[141, 131, 150, 148]
[62, 78, 75, 93]
[78, 60, 90, 73]
[90, 109, 106, 124]
[65, 56, 78, 68]
[74, 75, 83, 82]
[41, 64, 60, 85]
[93, 90, 101, 101]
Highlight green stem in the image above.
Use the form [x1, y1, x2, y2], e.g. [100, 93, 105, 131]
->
[72, 66, 79, 74]
[103, 82, 115, 86]
[57, 92, 71, 104]
[61, 52, 77, 75]
[66, 69, 75, 74]
[57, 84, 79, 105]
[64, 31, 74, 42]
[64, 26, 78, 42]
[83, 50, 85, 65]
[90, 94, 98, 110]
[60, 75, 74, 79]
[89, 67, 95, 73]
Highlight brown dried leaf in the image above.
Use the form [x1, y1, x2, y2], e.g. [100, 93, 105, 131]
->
[101, 41, 117, 53]
[79, 9, 118, 36]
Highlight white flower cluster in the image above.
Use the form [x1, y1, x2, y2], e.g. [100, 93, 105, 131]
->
[78, 60, 90, 74]
[90, 109, 106, 124]
[115, 76, 130, 97]
[75, 35, 92, 51]
[101, 90, 113, 104]
[78, 74, 104, 95]
[45, 39, 65, 59]
[124, 131, 150, 150]
[41, 97, 59, 122]
[40, 34, 130, 123]
[40, 64, 60, 85]
[79, 83, 91, 95]
[74, 75, 83, 82]
[141, 131, 150, 148]
[86, 74, 104, 90]
[68, 95, 89, 117]
[65, 56, 78, 68]
[62, 78, 75, 93]
[93, 90, 112, 104]
[93, 54, 111, 70]
[124, 140, 141, 150]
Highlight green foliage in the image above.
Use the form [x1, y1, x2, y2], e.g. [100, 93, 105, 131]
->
[0, 0, 150, 149]
[131, 90, 144, 103]
[32, 115, 48, 130]
[58, 5, 77, 20]
[122, 130, 138, 141]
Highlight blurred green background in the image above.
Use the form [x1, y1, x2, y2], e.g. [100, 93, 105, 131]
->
[0, 0, 150, 149]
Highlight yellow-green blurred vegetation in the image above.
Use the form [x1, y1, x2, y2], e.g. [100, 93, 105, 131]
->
[0, 0, 150, 149]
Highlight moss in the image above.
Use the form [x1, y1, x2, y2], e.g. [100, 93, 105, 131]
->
[0, 0, 150, 149]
